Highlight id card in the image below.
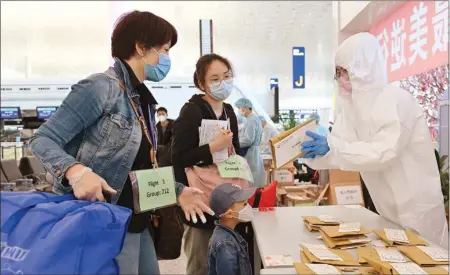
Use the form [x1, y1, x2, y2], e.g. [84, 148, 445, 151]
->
[217, 155, 254, 182]
[130, 166, 177, 213]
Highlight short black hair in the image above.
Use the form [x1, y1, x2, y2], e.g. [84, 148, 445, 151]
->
[157, 107, 168, 114]
[111, 10, 178, 59]
[193, 54, 234, 92]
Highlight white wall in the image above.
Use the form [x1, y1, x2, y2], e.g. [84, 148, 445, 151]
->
[338, 1, 370, 30]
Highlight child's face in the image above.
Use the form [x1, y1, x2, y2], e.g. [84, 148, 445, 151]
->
[223, 200, 248, 219]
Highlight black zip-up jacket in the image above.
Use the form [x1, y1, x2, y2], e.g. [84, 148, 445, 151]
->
[171, 94, 239, 229]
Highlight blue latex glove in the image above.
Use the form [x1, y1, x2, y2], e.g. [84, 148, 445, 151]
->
[301, 131, 330, 159]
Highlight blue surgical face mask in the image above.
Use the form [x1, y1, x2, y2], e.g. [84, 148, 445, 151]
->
[209, 79, 234, 101]
[144, 48, 171, 82]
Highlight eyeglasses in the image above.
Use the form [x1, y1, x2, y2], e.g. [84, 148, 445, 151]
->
[210, 76, 234, 88]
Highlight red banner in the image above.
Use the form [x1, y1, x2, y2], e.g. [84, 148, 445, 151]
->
[370, 1, 448, 83]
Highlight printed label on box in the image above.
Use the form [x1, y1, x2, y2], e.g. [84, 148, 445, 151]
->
[334, 185, 363, 205]
[273, 169, 293, 183]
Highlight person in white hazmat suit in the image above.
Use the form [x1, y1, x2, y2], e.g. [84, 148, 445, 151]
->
[301, 32, 448, 248]
[259, 116, 279, 155]
[235, 98, 266, 187]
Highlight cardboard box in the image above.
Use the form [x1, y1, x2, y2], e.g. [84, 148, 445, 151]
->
[282, 184, 328, 207]
[329, 169, 360, 183]
[327, 181, 365, 206]
[272, 162, 295, 186]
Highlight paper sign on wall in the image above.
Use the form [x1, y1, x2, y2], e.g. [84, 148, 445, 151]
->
[334, 185, 363, 205]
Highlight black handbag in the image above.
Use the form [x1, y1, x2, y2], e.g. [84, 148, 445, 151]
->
[149, 206, 185, 260]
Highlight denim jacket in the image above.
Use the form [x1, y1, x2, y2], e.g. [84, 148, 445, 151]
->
[208, 222, 252, 275]
[29, 58, 184, 204]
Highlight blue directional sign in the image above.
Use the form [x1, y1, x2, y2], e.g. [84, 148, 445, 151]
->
[270, 78, 279, 90]
[292, 47, 305, 89]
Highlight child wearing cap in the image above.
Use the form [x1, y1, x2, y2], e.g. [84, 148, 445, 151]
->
[207, 183, 256, 275]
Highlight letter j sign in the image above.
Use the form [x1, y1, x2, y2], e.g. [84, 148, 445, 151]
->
[292, 47, 306, 89]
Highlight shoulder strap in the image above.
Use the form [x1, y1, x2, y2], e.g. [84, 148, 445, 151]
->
[116, 80, 158, 168]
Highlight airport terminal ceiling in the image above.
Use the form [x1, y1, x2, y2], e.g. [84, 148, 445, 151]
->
[1, 1, 335, 109]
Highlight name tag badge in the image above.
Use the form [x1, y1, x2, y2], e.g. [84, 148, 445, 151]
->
[130, 166, 177, 214]
[216, 155, 254, 183]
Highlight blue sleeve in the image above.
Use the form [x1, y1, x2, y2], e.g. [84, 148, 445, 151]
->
[29, 75, 111, 185]
[215, 242, 239, 275]
[239, 118, 257, 148]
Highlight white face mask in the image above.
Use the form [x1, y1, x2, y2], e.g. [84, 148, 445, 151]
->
[237, 204, 253, 222]
[158, 115, 167, 122]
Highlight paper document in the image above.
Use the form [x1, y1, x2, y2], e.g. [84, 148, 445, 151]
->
[375, 248, 406, 263]
[417, 246, 449, 262]
[263, 255, 294, 267]
[308, 248, 343, 261]
[371, 240, 386, 247]
[306, 264, 341, 274]
[302, 243, 328, 250]
[338, 222, 361, 233]
[199, 119, 229, 163]
[384, 228, 409, 243]
[318, 215, 339, 223]
[391, 263, 427, 275]
[270, 119, 316, 168]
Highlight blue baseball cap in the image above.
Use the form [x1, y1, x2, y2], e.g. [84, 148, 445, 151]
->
[209, 183, 256, 217]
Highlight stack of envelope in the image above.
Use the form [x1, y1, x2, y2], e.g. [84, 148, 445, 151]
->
[373, 229, 427, 247]
[319, 223, 372, 249]
[302, 215, 340, 232]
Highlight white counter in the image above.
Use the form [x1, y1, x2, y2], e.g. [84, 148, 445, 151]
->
[251, 205, 403, 273]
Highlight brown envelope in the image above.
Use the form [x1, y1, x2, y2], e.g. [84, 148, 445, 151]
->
[373, 230, 428, 246]
[300, 245, 360, 266]
[320, 225, 371, 239]
[398, 246, 449, 266]
[321, 231, 370, 249]
[300, 251, 311, 263]
[304, 221, 321, 232]
[294, 263, 343, 275]
[269, 118, 315, 168]
[362, 256, 448, 275]
[303, 216, 340, 226]
[358, 267, 379, 275]
[356, 247, 398, 264]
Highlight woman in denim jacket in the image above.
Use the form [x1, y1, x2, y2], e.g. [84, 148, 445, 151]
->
[29, 10, 213, 275]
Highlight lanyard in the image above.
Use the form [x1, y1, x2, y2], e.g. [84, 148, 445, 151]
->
[117, 80, 158, 167]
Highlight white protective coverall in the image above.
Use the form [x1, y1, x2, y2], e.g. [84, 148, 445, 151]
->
[240, 113, 266, 187]
[305, 32, 449, 248]
[261, 123, 279, 155]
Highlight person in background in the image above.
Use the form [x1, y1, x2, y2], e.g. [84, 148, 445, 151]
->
[301, 32, 448, 248]
[310, 113, 328, 137]
[155, 106, 174, 165]
[235, 98, 265, 188]
[171, 54, 240, 275]
[208, 183, 255, 275]
[29, 11, 213, 274]
[259, 116, 279, 155]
